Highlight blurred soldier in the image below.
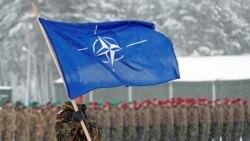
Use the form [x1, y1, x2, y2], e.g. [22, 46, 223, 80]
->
[0, 100, 16, 141]
[198, 98, 211, 141]
[29, 102, 45, 141]
[96, 101, 111, 141]
[160, 99, 174, 141]
[123, 102, 137, 141]
[0, 106, 3, 139]
[87, 102, 98, 119]
[149, 98, 161, 141]
[134, 100, 141, 140]
[15, 101, 28, 141]
[209, 98, 223, 141]
[137, 100, 151, 141]
[174, 98, 187, 141]
[222, 98, 234, 141]
[232, 98, 245, 141]
[29, 102, 36, 141]
[56, 101, 101, 141]
[242, 100, 250, 141]
[43, 103, 57, 141]
[110, 101, 123, 141]
[186, 98, 199, 141]
[24, 106, 31, 140]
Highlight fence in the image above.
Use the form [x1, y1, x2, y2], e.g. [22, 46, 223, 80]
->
[54, 79, 250, 103]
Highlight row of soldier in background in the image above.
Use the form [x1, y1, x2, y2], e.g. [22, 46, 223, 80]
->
[0, 100, 59, 141]
[0, 97, 250, 141]
[87, 97, 250, 141]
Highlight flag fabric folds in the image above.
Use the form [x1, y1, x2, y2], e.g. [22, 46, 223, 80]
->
[39, 18, 180, 99]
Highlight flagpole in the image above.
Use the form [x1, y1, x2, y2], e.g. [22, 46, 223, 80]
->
[32, 3, 92, 141]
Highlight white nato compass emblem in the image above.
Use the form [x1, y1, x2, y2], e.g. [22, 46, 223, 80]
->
[92, 36, 124, 68]
[77, 25, 148, 72]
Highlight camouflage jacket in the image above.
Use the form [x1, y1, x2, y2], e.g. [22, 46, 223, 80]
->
[56, 105, 101, 141]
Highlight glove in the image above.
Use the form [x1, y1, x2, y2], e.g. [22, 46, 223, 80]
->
[72, 110, 85, 122]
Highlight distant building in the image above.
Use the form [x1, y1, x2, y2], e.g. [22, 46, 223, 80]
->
[54, 56, 250, 102]
[0, 86, 12, 106]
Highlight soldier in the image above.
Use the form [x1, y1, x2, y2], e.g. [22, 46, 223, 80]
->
[222, 98, 234, 141]
[110, 101, 123, 141]
[0, 100, 16, 141]
[137, 100, 151, 141]
[174, 98, 187, 141]
[0, 106, 3, 140]
[56, 101, 101, 141]
[198, 98, 211, 141]
[14, 101, 29, 141]
[209, 98, 223, 141]
[242, 100, 250, 141]
[29, 102, 45, 141]
[96, 101, 111, 141]
[186, 98, 199, 141]
[123, 101, 137, 141]
[23, 106, 31, 140]
[149, 98, 161, 141]
[232, 98, 245, 141]
[87, 102, 98, 120]
[160, 99, 174, 141]
[134, 100, 141, 141]
[43, 103, 57, 141]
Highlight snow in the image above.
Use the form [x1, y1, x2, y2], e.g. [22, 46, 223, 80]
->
[8, 23, 24, 37]
[55, 78, 63, 84]
[0, 86, 12, 90]
[176, 55, 250, 81]
[55, 56, 250, 83]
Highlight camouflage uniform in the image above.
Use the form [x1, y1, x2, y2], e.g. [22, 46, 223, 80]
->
[123, 107, 137, 141]
[23, 109, 31, 141]
[0, 108, 16, 141]
[160, 102, 174, 141]
[174, 103, 187, 141]
[137, 103, 150, 141]
[186, 103, 199, 141]
[96, 106, 110, 141]
[232, 101, 245, 141]
[36, 111, 46, 140]
[15, 109, 28, 141]
[243, 105, 250, 141]
[56, 102, 101, 141]
[87, 108, 97, 120]
[149, 103, 161, 141]
[222, 102, 234, 141]
[198, 102, 211, 141]
[110, 106, 123, 141]
[29, 111, 36, 141]
[209, 104, 223, 141]
[0, 110, 3, 140]
[29, 109, 45, 141]
[43, 109, 57, 141]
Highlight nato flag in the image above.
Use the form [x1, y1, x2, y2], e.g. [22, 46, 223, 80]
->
[39, 18, 180, 99]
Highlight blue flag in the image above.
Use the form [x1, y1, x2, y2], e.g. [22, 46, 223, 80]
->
[39, 18, 180, 99]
